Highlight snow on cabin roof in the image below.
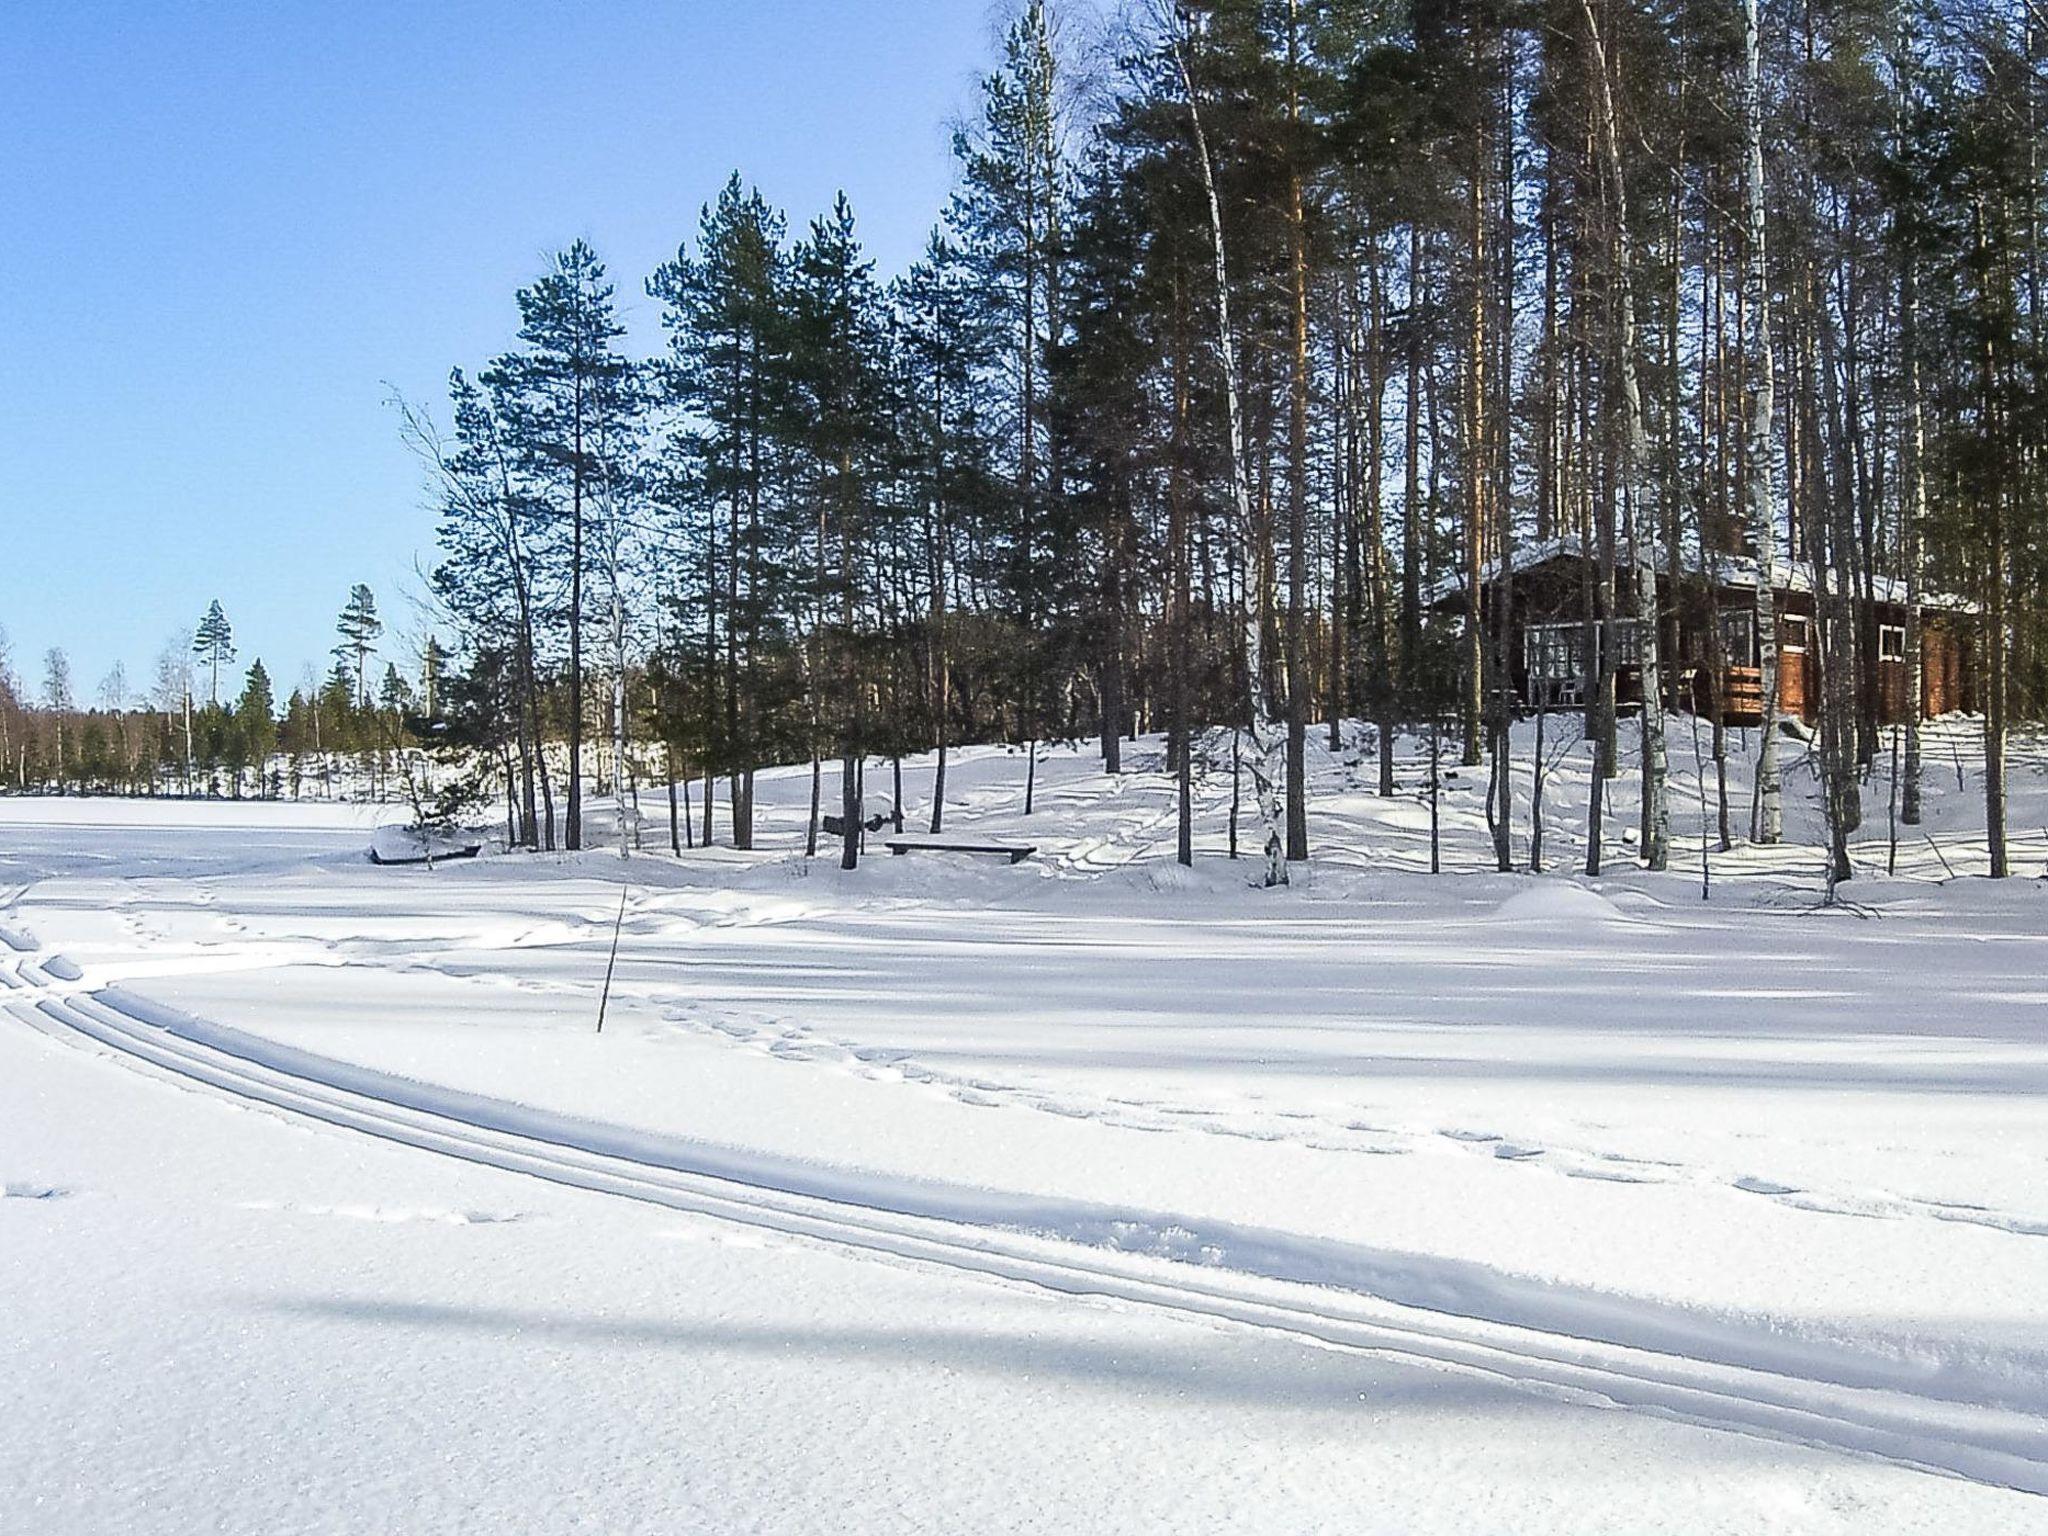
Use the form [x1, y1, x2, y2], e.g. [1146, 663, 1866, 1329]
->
[1426, 533, 1974, 614]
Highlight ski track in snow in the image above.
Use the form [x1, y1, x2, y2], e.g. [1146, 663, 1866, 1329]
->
[41, 891, 2047, 1249]
[4, 932, 2048, 1500]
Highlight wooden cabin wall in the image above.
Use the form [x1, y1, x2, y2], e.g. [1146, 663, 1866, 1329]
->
[1776, 594, 1815, 721]
[1879, 660, 1910, 724]
[1923, 619, 1973, 717]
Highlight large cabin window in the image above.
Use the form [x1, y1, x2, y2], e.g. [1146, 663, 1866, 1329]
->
[1718, 607, 1757, 666]
[1524, 624, 1586, 694]
[1878, 623, 1906, 662]
[1523, 619, 1642, 705]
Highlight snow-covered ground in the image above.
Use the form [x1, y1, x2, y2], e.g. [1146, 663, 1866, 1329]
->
[5, 716, 2048, 1532]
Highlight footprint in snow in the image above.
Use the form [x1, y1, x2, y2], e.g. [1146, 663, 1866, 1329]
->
[2, 1182, 70, 1201]
[1733, 1176, 1802, 1197]
[1562, 1166, 1658, 1184]
[36, 955, 84, 983]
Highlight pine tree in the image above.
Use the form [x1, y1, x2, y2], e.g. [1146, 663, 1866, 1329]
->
[788, 194, 893, 869]
[193, 600, 236, 706]
[336, 585, 383, 712]
[953, 0, 1072, 803]
[407, 368, 553, 848]
[649, 176, 793, 849]
[895, 227, 1003, 827]
[491, 241, 638, 852]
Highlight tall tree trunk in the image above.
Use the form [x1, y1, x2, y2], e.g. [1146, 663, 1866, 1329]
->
[928, 375, 951, 835]
[1402, 224, 1424, 668]
[1741, 0, 1784, 845]
[1172, 15, 1287, 887]
[1283, 0, 1311, 862]
[666, 741, 681, 856]
[1103, 487, 1127, 776]
[1581, 0, 1668, 872]
[1462, 108, 1489, 772]
[1980, 195, 2011, 878]
[840, 451, 861, 872]
[1171, 273, 1195, 866]
[1366, 243, 1397, 798]
[567, 374, 585, 852]
[1895, 21, 1926, 825]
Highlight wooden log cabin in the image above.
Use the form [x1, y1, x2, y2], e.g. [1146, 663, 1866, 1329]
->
[1433, 538, 1976, 726]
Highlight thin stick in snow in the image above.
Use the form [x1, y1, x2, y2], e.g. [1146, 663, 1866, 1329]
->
[1924, 833, 1955, 882]
[1691, 706, 1711, 900]
[596, 883, 629, 1034]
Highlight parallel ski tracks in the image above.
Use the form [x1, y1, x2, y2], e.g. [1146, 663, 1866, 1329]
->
[5, 952, 2046, 1500]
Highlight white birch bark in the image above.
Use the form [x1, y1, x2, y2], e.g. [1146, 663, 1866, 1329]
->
[1741, 0, 1784, 844]
[1167, 8, 1287, 887]
[1893, 15, 1925, 825]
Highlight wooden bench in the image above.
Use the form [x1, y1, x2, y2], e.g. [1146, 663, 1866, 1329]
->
[883, 840, 1036, 865]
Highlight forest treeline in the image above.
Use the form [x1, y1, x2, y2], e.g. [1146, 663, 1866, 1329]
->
[0, 589, 436, 800]
[9, 0, 2043, 882]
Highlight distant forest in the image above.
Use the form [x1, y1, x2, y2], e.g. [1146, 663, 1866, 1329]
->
[6, 0, 2044, 883]
[0, 589, 433, 802]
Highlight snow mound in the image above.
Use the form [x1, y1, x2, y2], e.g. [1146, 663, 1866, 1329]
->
[1124, 859, 1244, 896]
[1489, 884, 1628, 925]
[37, 954, 83, 982]
[1138, 862, 1207, 893]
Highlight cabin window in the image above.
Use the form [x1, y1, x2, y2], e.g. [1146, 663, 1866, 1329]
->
[1878, 623, 1906, 662]
[1523, 620, 1642, 700]
[1611, 619, 1645, 667]
[1718, 607, 1757, 666]
[1524, 624, 1586, 687]
[1780, 614, 1810, 654]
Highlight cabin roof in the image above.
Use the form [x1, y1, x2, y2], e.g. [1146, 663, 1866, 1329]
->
[1426, 534, 1975, 615]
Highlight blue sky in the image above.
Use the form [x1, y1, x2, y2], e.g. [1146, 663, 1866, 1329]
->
[0, 1, 1005, 700]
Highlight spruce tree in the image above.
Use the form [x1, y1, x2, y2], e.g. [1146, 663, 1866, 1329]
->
[235, 660, 276, 798]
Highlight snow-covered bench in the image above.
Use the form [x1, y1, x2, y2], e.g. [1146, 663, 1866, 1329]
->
[883, 840, 1036, 865]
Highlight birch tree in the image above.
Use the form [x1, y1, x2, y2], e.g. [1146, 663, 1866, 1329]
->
[1741, 0, 1783, 846]
[1166, 3, 1287, 888]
